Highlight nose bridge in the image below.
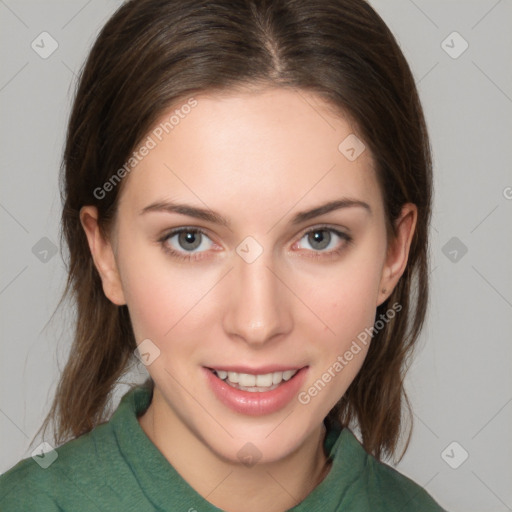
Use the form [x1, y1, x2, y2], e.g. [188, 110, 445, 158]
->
[223, 244, 292, 345]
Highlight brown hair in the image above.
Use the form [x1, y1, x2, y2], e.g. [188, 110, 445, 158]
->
[40, 0, 432, 462]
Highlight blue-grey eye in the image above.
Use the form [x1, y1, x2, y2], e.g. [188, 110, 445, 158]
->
[297, 228, 349, 252]
[165, 229, 213, 253]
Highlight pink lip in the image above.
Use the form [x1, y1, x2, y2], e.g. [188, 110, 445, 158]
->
[203, 366, 309, 416]
[205, 365, 304, 374]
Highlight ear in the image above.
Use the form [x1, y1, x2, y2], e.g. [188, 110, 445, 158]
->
[376, 203, 417, 307]
[79, 206, 126, 306]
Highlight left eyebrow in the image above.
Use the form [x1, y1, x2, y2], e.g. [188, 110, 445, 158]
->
[290, 198, 372, 224]
[139, 197, 371, 227]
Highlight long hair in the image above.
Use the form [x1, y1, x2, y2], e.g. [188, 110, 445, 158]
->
[39, 0, 432, 462]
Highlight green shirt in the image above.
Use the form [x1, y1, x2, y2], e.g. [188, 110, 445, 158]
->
[0, 386, 447, 511]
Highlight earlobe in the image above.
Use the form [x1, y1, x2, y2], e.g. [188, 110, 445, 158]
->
[377, 203, 417, 307]
[79, 206, 126, 306]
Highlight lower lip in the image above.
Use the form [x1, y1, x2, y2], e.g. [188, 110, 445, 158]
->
[203, 366, 309, 416]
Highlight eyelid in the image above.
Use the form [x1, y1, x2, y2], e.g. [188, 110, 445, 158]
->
[295, 223, 351, 240]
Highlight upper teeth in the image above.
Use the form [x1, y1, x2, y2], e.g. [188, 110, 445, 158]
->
[214, 369, 298, 387]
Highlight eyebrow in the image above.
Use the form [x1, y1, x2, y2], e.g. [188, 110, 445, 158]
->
[139, 198, 371, 227]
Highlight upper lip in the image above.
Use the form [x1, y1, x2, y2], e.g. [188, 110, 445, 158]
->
[206, 365, 307, 375]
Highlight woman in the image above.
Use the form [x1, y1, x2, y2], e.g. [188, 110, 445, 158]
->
[0, 0, 447, 510]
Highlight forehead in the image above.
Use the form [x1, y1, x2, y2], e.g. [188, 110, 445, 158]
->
[118, 87, 381, 219]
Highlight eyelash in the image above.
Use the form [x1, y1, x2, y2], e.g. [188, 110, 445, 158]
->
[158, 225, 353, 262]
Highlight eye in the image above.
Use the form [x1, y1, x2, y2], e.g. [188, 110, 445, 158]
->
[158, 225, 352, 262]
[294, 226, 352, 255]
[159, 227, 214, 260]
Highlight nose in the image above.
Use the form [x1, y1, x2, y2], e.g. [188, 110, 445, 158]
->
[222, 249, 293, 347]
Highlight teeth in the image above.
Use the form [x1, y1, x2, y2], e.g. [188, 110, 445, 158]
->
[256, 373, 273, 387]
[227, 371, 238, 383]
[214, 369, 299, 388]
[238, 373, 256, 387]
[282, 370, 296, 381]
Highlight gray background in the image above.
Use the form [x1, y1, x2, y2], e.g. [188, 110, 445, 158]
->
[1, 1, 511, 511]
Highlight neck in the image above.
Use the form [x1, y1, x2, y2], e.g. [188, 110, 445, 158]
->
[138, 389, 332, 512]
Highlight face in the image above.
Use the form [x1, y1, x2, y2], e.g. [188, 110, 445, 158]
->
[82, 86, 415, 465]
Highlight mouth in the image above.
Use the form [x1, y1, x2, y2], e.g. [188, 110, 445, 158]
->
[206, 367, 302, 392]
[203, 365, 309, 415]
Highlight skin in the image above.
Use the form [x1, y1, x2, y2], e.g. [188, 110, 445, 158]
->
[81, 86, 417, 512]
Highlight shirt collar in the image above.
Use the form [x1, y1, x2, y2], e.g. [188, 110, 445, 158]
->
[112, 385, 366, 511]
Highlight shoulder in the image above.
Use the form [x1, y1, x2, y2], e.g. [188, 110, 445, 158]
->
[365, 456, 446, 511]
[339, 429, 447, 511]
[0, 421, 116, 511]
[0, 386, 153, 512]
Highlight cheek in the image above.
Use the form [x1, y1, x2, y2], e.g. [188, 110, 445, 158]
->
[307, 243, 385, 344]
[305, 277, 378, 391]
[116, 240, 204, 342]
[125, 275, 206, 345]
[298, 264, 381, 410]
[124, 279, 170, 341]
